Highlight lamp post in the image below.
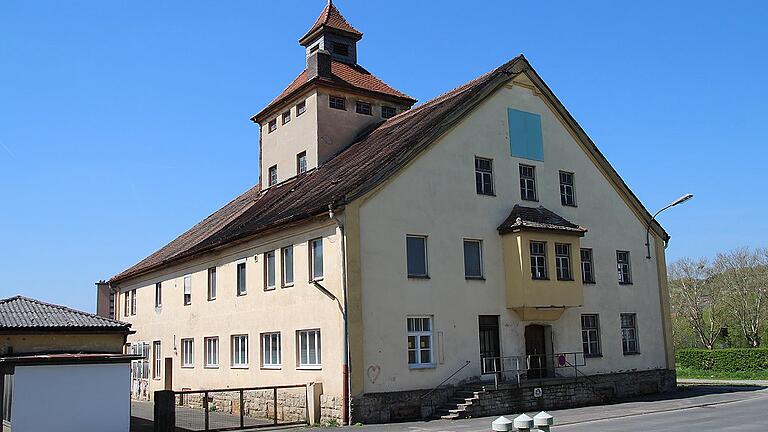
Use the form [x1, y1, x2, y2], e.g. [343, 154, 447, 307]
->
[645, 193, 693, 259]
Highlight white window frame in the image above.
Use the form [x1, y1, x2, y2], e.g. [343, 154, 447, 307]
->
[555, 243, 572, 281]
[268, 165, 278, 186]
[183, 275, 192, 305]
[309, 238, 323, 281]
[297, 329, 322, 369]
[407, 316, 434, 368]
[155, 282, 162, 308]
[621, 313, 639, 355]
[296, 152, 307, 174]
[282, 110, 291, 125]
[581, 314, 601, 357]
[181, 338, 194, 368]
[474, 157, 494, 196]
[131, 342, 150, 379]
[207, 267, 217, 300]
[264, 250, 276, 291]
[231, 334, 249, 368]
[296, 100, 306, 116]
[262, 332, 281, 369]
[617, 251, 632, 284]
[204, 337, 219, 368]
[282, 245, 294, 287]
[153, 341, 162, 379]
[463, 239, 484, 279]
[130, 289, 136, 316]
[519, 164, 537, 201]
[268, 119, 277, 133]
[559, 171, 576, 206]
[530, 241, 548, 280]
[236, 260, 247, 296]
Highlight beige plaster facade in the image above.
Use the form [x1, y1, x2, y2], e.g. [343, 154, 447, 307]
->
[0, 333, 125, 355]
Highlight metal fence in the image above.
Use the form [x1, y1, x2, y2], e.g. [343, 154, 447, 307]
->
[160, 384, 309, 431]
[481, 352, 586, 386]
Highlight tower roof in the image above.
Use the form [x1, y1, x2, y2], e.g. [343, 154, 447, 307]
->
[299, 1, 362, 45]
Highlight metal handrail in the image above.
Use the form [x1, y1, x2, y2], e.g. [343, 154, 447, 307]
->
[420, 360, 471, 400]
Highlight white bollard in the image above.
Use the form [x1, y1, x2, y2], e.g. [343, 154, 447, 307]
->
[492, 416, 513, 432]
[533, 411, 554, 432]
[514, 413, 534, 432]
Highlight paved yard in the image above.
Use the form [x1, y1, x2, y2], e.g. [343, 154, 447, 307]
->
[133, 385, 768, 432]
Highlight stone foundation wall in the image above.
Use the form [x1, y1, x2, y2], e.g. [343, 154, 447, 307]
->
[178, 388, 309, 423]
[320, 394, 344, 425]
[350, 369, 676, 424]
[463, 369, 676, 418]
[351, 386, 455, 424]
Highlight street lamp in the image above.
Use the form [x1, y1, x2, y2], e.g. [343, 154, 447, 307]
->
[645, 193, 693, 259]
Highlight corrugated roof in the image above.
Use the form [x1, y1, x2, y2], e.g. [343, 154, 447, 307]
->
[0, 296, 131, 330]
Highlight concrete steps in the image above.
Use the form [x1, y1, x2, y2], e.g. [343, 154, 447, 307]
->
[431, 386, 487, 420]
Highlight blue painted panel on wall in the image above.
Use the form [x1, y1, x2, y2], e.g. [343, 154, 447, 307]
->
[508, 108, 543, 161]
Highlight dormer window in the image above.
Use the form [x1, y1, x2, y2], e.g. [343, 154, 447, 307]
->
[382, 106, 396, 119]
[332, 42, 349, 57]
[268, 119, 277, 133]
[355, 101, 372, 115]
[282, 111, 291, 125]
[329, 96, 346, 110]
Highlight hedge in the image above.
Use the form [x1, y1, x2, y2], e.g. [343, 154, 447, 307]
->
[676, 348, 768, 372]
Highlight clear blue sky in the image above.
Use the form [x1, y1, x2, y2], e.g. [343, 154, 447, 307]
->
[1, 1, 766, 312]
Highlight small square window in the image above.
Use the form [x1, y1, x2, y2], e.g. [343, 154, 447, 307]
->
[268, 119, 277, 133]
[356, 101, 372, 115]
[381, 106, 396, 119]
[282, 110, 291, 125]
[329, 96, 346, 110]
[296, 100, 306, 116]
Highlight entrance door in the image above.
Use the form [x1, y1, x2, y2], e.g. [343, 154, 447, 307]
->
[525, 325, 549, 378]
[478, 315, 501, 374]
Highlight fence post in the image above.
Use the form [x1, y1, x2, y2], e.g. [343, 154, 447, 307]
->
[273, 387, 278, 425]
[154, 390, 176, 432]
[240, 389, 244, 428]
[204, 391, 209, 431]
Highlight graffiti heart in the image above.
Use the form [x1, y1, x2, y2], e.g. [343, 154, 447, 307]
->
[366, 364, 381, 383]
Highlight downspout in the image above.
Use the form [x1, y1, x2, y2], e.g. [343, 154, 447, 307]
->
[328, 204, 351, 425]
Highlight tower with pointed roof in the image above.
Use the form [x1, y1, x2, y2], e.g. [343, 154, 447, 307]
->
[252, 1, 416, 188]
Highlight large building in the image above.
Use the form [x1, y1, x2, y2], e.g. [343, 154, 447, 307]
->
[97, 1, 676, 424]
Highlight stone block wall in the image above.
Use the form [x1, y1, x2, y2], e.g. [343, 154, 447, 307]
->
[351, 387, 455, 424]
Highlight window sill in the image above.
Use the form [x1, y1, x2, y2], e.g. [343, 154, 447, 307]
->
[261, 365, 282, 370]
[408, 275, 430, 279]
[282, 283, 294, 289]
[562, 203, 578, 208]
[623, 352, 640, 356]
[237, 292, 247, 296]
[557, 278, 575, 282]
[465, 276, 485, 281]
[231, 365, 249, 369]
[477, 192, 496, 197]
[409, 363, 436, 370]
[583, 281, 596, 285]
[297, 365, 322, 370]
[264, 287, 276, 292]
[532, 277, 549, 281]
[309, 277, 324, 283]
[521, 198, 539, 202]
[204, 365, 219, 369]
[153, 377, 162, 381]
[584, 354, 602, 358]
[619, 282, 634, 286]
[183, 303, 191, 307]
[207, 297, 216, 301]
[181, 365, 194, 369]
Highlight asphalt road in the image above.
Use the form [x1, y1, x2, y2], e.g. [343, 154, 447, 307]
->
[132, 385, 768, 432]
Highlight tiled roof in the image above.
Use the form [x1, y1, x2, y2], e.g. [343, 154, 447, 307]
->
[0, 296, 131, 331]
[112, 54, 668, 283]
[497, 205, 587, 235]
[113, 55, 525, 283]
[299, 1, 362, 45]
[254, 61, 414, 122]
